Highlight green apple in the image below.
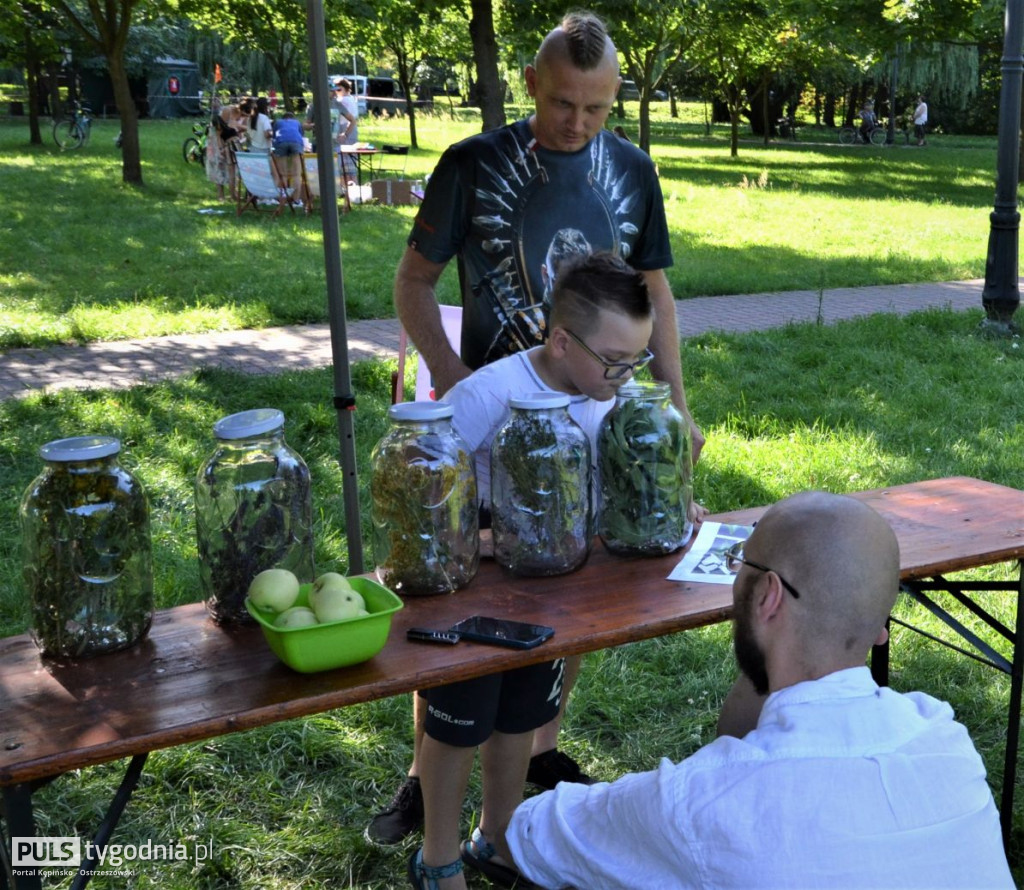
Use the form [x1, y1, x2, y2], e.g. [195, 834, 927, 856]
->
[312, 572, 353, 594]
[309, 573, 365, 622]
[248, 568, 300, 613]
[274, 606, 319, 628]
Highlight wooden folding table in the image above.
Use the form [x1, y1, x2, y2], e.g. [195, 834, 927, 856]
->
[2, 476, 1023, 887]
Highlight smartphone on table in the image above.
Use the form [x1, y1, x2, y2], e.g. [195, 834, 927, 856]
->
[448, 616, 554, 650]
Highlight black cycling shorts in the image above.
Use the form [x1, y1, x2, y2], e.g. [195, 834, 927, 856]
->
[419, 658, 564, 747]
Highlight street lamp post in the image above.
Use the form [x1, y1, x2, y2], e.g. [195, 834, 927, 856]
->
[981, 0, 1024, 335]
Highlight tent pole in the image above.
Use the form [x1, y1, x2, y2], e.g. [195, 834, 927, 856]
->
[305, 0, 365, 574]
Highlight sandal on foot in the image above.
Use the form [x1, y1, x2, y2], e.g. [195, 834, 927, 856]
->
[460, 827, 537, 889]
[408, 848, 463, 890]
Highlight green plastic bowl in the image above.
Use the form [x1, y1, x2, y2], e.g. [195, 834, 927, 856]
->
[246, 577, 403, 673]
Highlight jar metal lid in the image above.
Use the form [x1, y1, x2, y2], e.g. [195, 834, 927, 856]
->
[213, 408, 285, 440]
[40, 435, 121, 462]
[616, 379, 670, 398]
[509, 392, 570, 410]
[388, 401, 454, 422]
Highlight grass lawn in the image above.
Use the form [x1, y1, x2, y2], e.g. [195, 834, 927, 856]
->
[0, 103, 995, 348]
[1, 103, 1021, 887]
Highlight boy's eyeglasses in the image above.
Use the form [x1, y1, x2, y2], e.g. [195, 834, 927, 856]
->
[722, 541, 802, 599]
[564, 329, 654, 380]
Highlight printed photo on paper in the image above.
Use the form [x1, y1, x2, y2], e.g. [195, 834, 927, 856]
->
[668, 521, 754, 584]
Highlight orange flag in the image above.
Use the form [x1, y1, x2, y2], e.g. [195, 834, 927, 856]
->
[214, 63, 222, 83]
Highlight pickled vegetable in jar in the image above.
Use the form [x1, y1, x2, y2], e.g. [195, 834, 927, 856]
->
[20, 436, 154, 659]
[195, 408, 314, 625]
[597, 379, 693, 555]
[371, 401, 479, 595]
[490, 392, 592, 576]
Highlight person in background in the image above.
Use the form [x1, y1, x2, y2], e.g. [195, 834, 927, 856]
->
[333, 79, 359, 184]
[206, 99, 247, 201]
[858, 99, 877, 143]
[914, 95, 928, 146]
[368, 11, 706, 848]
[271, 110, 305, 194]
[304, 80, 346, 152]
[248, 96, 273, 152]
[504, 491, 1014, 890]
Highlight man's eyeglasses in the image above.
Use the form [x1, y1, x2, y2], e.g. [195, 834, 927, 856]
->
[564, 329, 654, 380]
[722, 541, 802, 599]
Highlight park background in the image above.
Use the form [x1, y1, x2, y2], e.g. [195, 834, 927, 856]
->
[4, 0, 1024, 886]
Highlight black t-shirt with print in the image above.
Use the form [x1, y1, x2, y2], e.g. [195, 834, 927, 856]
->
[408, 119, 672, 370]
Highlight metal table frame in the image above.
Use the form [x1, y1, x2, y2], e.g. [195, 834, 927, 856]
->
[872, 567, 1024, 847]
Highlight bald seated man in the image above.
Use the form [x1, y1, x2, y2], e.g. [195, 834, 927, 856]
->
[504, 492, 1013, 889]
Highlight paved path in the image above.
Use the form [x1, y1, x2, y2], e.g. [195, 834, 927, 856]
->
[0, 279, 987, 401]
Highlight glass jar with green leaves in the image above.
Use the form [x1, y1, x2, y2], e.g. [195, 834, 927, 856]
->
[195, 409, 315, 625]
[597, 379, 693, 555]
[490, 392, 592, 576]
[20, 436, 154, 659]
[371, 401, 479, 595]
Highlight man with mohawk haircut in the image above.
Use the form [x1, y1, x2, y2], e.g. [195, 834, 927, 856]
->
[395, 9, 701, 458]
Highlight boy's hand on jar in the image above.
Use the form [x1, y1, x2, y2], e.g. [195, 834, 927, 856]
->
[688, 500, 709, 525]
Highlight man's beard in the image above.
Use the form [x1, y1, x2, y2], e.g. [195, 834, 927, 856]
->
[733, 598, 769, 696]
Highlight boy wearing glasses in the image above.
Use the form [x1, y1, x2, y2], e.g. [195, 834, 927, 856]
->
[409, 252, 698, 889]
[447, 251, 654, 508]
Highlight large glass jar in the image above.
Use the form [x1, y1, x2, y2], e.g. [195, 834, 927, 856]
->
[597, 380, 693, 555]
[490, 393, 592, 576]
[195, 408, 315, 625]
[19, 436, 154, 660]
[370, 401, 479, 595]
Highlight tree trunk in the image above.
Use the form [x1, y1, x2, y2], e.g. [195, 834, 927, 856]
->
[395, 53, 419, 150]
[638, 95, 651, 153]
[24, 27, 43, 145]
[44, 60, 61, 118]
[469, 0, 504, 132]
[108, 53, 143, 185]
[823, 91, 836, 128]
[762, 84, 769, 147]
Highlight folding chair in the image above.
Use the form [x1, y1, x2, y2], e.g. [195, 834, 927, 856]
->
[393, 304, 462, 403]
[303, 153, 351, 215]
[374, 144, 409, 179]
[235, 151, 300, 217]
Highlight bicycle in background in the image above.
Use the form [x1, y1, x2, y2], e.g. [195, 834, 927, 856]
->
[838, 120, 887, 146]
[183, 119, 208, 164]
[52, 101, 92, 150]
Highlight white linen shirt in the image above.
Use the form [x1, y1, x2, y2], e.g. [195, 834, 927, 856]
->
[507, 667, 1013, 890]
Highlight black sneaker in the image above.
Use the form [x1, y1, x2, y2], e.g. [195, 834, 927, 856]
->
[526, 749, 594, 790]
[364, 776, 423, 845]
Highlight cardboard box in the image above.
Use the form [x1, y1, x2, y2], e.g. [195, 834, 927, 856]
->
[370, 179, 416, 205]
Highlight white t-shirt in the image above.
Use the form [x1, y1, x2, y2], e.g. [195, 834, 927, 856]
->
[443, 347, 613, 506]
[508, 667, 1013, 890]
[336, 95, 359, 145]
[914, 101, 928, 125]
[248, 113, 273, 151]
